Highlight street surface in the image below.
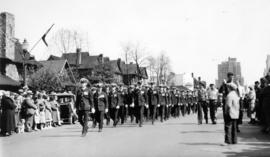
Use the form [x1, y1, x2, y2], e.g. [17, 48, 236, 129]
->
[1, 109, 270, 157]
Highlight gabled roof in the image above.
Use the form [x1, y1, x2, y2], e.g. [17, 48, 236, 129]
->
[61, 52, 102, 69]
[47, 55, 61, 61]
[108, 59, 123, 74]
[62, 52, 90, 65]
[38, 60, 67, 74]
[122, 63, 148, 78]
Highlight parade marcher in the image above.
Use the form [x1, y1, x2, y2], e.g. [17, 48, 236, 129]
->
[105, 85, 111, 125]
[127, 85, 135, 123]
[171, 87, 178, 118]
[108, 83, 119, 127]
[75, 78, 93, 137]
[207, 84, 218, 124]
[143, 84, 150, 122]
[0, 91, 16, 136]
[93, 83, 108, 132]
[158, 85, 167, 122]
[133, 81, 145, 127]
[165, 87, 171, 120]
[148, 82, 159, 124]
[117, 84, 126, 125]
[223, 82, 240, 145]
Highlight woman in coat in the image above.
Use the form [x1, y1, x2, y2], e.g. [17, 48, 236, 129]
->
[0, 91, 16, 136]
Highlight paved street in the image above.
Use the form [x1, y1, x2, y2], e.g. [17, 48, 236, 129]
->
[1, 109, 270, 157]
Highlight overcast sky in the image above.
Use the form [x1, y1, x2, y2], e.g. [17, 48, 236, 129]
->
[2, 0, 270, 85]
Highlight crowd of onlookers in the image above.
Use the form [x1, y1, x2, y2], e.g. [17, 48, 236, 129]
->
[0, 87, 76, 136]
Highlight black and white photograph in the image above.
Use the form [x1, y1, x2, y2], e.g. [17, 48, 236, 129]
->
[1, 0, 270, 156]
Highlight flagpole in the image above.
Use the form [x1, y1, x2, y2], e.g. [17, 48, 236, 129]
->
[29, 38, 42, 53]
[28, 24, 54, 53]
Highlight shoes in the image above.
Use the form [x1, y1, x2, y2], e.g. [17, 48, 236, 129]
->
[220, 143, 230, 146]
[81, 131, 87, 137]
[98, 129, 102, 132]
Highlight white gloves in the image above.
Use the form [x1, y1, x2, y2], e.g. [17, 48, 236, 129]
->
[157, 104, 160, 107]
[116, 105, 120, 109]
[105, 108, 108, 113]
[131, 103, 135, 107]
[91, 108, 95, 113]
[125, 104, 128, 108]
[145, 104, 149, 108]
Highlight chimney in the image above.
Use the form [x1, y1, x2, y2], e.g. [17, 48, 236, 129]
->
[76, 48, 81, 65]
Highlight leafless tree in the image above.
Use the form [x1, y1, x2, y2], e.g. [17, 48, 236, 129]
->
[145, 51, 171, 85]
[48, 28, 89, 55]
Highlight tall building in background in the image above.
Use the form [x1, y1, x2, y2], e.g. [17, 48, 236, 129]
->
[216, 57, 244, 87]
[264, 55, 270, 76]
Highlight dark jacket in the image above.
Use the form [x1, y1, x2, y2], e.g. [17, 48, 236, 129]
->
[75, 88, 93, 111]
[133, 88, 146, 107]
[94, 91, 108, 111]
[109, 91, 119, 108]
[148, 88, 159, 106]
[159, 92, 167, 106]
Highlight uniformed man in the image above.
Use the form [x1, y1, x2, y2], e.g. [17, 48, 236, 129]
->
[148, 82, 159, 124]
[108, 83, 119, 127]
[105, 85, 111, 126]
[142, 84, 150, 121]
[93, 83, 108, 132]
[171, 87, 178, 118]
[117, 84, 126, 125]
[133, 81, 145, 127]
[75, 78, 93, 137]
[165, 86, 171, 120]
[159, 85, 167, 122]
[127, 85, 135, 123]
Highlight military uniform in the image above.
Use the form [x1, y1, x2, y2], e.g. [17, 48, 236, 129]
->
[75, 87, 93, 135]
[148, 87, 159, 124]
[133, 87, 146, 127]
[108, 90, 119, 127]
[118, 89, 127, 124]
[93, 90, 108, 131]
[159, 90, 167, 122]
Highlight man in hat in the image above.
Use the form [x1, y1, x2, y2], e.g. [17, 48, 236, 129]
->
[158, 85, 167, 122]
[117, 83, 127, 125]
[133, 81, 146, 127]
[75, 78, 93, 137]
[142, 84, 150, 121]
[148, 82, 159, 124]
[108, 83, 120, 127]
[171, 87, 178, 118]
[93, 83, 108, 132]
[21, 90, 36, 132]
[127, 85, 135, 123]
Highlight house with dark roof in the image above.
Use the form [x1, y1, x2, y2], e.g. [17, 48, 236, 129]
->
[47, 49, 148, 85]
[122, 62, 148, 85]
[35, 59, 76, 87]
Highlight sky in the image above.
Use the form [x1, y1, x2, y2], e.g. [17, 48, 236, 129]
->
[2, 0, 270, 85]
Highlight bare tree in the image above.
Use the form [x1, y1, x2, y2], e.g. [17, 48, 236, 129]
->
[145, 51, 171, 85]
[48, 28, 89, 55]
